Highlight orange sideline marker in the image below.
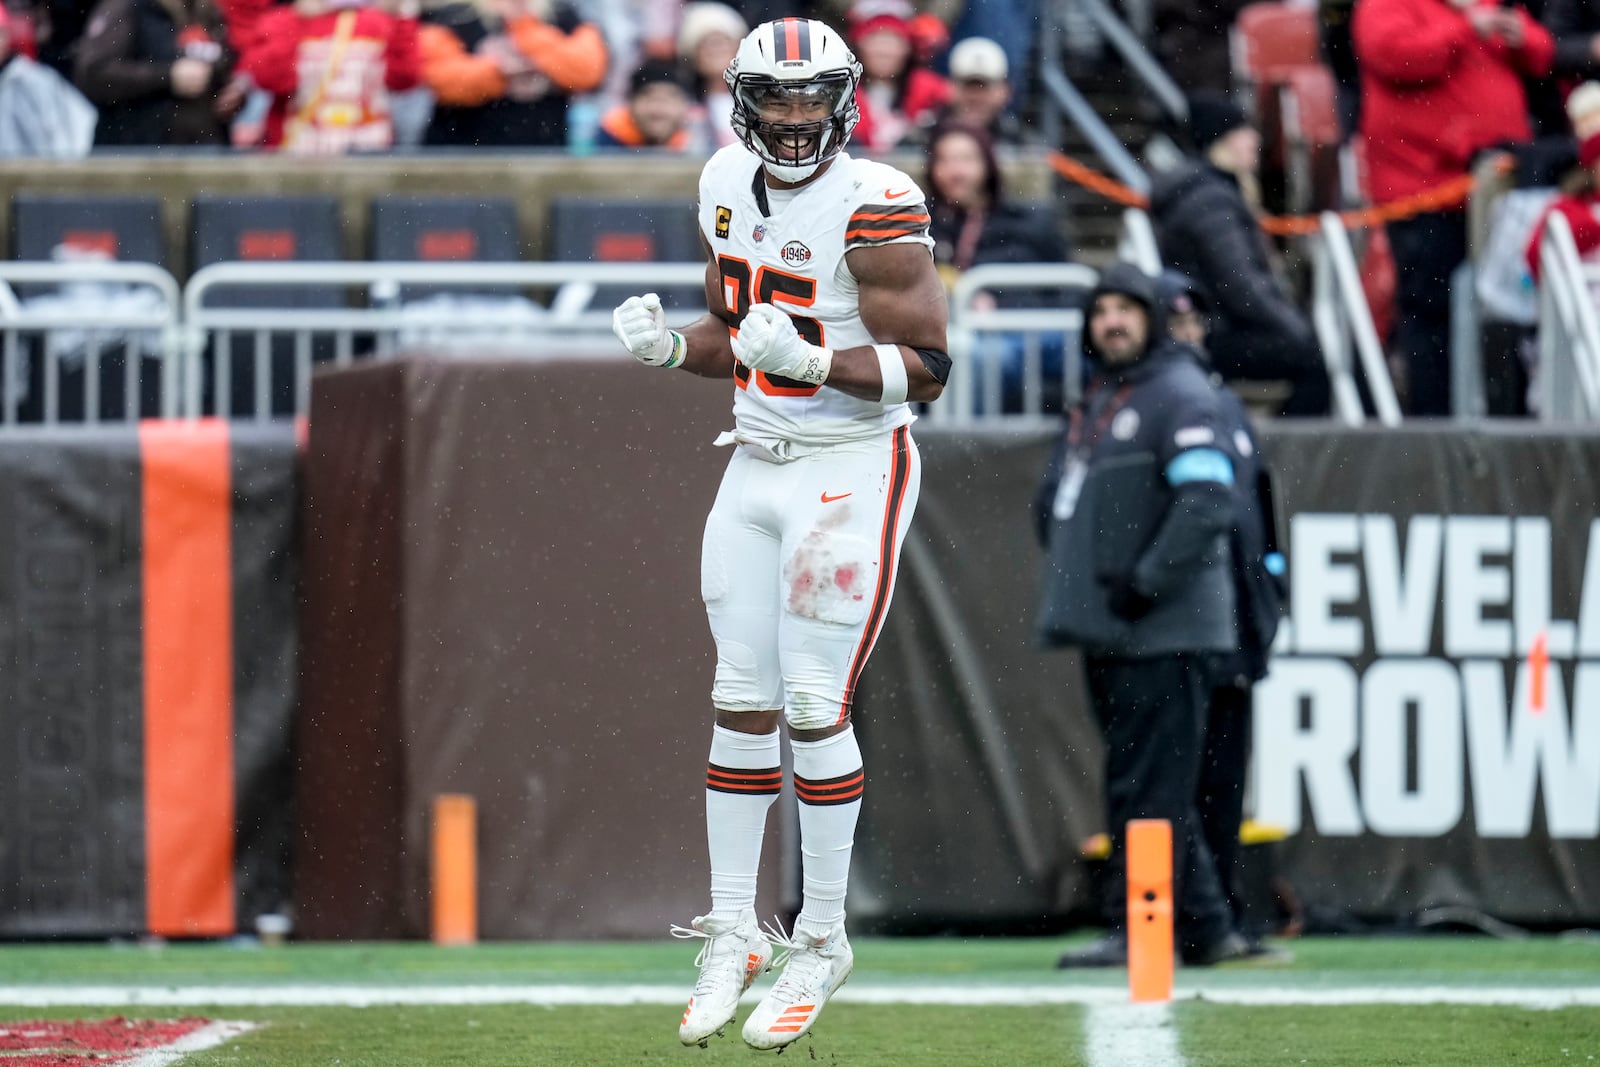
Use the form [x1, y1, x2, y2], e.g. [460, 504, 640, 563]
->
[431, 794, 478, 945]
[1126, 818, 1173, 1003]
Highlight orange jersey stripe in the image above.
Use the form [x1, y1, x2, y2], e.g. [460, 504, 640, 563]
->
[845, 227, 925, 242]
[848, 210, 931, 224]
[846, 206, 930, 245]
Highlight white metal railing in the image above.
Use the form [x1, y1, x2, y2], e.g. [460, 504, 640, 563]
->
[937, 262, 1100, 427]
[1118, 208, 1162, 276]
[0, 250, 1410, 429]
[183, 260, 707, 420]
[1308, 211, 1403, 426]
[0, 262, 182, 425]
[1538, 212, 1600, 419]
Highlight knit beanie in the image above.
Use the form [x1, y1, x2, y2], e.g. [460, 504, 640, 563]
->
[1187, 91, 1249, 155]
[1569, 82, 1600, 168]
[850, 0, 914, 41]
[676, 2, 747, 62]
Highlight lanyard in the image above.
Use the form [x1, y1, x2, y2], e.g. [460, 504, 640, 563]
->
[1067, 382, 1133, 452]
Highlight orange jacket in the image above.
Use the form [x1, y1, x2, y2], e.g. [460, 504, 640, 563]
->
[419, 14, 605, 106]
[594, 105, 689, 149]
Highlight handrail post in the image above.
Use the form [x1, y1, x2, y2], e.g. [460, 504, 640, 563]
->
[1319, 212, 1403, 425]
[1540, 212, 1600, 418]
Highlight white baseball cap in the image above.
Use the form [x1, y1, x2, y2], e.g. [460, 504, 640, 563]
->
[948, 37, 1008, 83]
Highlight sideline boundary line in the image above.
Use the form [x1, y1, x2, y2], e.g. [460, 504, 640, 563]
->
[0, 985, 1595, 1009]
[1085, 1002, 1184, 1067]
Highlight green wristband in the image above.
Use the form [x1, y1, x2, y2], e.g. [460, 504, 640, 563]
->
[663, 330, 686, 369]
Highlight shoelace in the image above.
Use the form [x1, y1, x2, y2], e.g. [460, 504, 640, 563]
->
[757, 917, 834, 1004]
[670, 920, 751, 997]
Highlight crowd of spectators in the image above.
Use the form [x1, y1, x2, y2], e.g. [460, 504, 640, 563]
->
[5, 0, 1600, 418]
[0, 0, 1029, 156]
[1152, 1, 1600, 417]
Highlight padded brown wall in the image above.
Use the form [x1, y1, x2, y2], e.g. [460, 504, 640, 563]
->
[297, 357, 794, 939]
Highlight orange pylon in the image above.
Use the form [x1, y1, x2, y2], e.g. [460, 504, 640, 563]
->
[431, 794, 478, 946]
[1126, 818, 1173, 1003]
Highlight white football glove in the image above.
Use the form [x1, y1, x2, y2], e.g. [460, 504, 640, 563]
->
[732, 303, 832, 385]
[612, 292, 685, 368]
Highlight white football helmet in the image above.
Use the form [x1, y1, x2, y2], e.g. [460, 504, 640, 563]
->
[725, 18, 862, 183]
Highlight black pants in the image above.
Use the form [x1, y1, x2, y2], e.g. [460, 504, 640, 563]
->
[1197, 681, 1253, 927]
[1386, 209, 1468, 417]
[1085, 653, 1235, 953]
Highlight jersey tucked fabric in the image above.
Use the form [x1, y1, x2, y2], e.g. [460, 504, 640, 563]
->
[698, 145, 933, 448]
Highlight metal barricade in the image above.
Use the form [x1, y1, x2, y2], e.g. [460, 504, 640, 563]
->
[182, 261, 707, 420]
[1307, 212, 1403, 426]
[0, 262, 182, 427]
[937, 263, 1100, 428]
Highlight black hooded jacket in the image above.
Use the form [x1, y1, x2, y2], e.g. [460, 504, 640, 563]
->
[1148, 160, 1316, 351]
[1032, 263, 1237, 657]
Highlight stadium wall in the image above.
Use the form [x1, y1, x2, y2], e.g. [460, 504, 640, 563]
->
[5, 364, 1598, 939]
[0, 421, 297, 939]
[295, 362, 1600, 937]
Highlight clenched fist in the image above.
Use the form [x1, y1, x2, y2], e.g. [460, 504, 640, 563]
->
[612, 292, 684, 368]
[731, 303, 832, 385]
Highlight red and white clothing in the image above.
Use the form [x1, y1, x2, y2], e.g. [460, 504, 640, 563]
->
[236, 5, 420, 152]
[1526, 191, 1600, 281]
[851, 66, 948, 154]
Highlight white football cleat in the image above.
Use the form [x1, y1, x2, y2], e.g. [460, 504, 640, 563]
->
[741, 922, 853, 1051]
[670, 914, 772, 1046]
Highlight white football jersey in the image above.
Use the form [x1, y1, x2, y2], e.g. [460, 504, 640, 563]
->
[697, 144, 935, 447]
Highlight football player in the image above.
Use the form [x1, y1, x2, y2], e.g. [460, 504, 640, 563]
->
[611, 15, 951, 1053]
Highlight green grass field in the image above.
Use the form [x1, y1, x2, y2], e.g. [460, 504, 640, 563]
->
[1, 935, 1596, 1065]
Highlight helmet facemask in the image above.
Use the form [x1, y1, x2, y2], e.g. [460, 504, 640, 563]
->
[726, 20, 862, 184]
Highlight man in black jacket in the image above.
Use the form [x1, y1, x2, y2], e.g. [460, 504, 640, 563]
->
[1149, 93, 1330, 417]
[1035, 261, 1255, 968]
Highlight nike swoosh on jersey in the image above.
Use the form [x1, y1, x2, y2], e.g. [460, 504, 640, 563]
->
[820, 491, 853, 503]
[884, 188, 911, 199]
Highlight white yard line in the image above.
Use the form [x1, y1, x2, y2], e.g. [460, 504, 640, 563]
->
[1085, 1002, 1185, 1067]
[121, 1022, 258, 1067]
[0, 984, 1595, 1009]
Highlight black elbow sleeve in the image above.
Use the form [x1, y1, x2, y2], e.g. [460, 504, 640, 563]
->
[914, 347, 952, 385]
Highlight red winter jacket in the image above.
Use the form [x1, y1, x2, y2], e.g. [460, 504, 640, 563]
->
[1526, 192, 1600, 281]
[237, 5, 420, 148]
[1353, 0, 1552, 203]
